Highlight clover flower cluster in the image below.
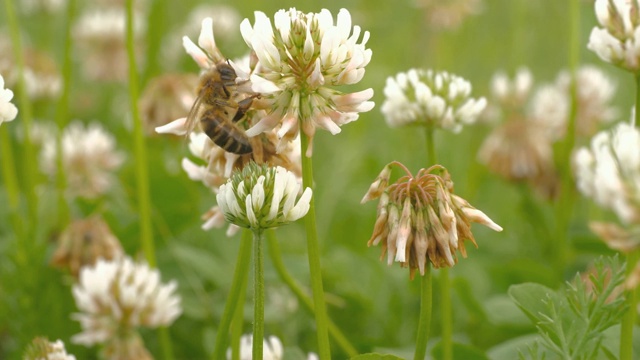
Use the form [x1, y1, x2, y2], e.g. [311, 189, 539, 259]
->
[23, 338, 76, 360]
[72, 257, 181, 357]
[588, 0, 640, 73]
[0, 74, 18, 124]
[50, 216, 124, 277]
[381, 68, 486, 133]
[239, 8, 375, 155]
[575, 120, 640, 225]
[362, 162, 502, 278]
[40, 121, 124, 199]
[479, 65, 617, 198]
[217, 162, 312, 230]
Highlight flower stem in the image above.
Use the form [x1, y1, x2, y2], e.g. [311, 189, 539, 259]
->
[300, 133, 332, 359]
[621, 71, 640, 360]
[212, 229, 252, 360]
[0, 127, 24, 244]
[552, 0, 580, 276]
[125, 0, 156, 266]
[414, 264, 433, 360]
[125, 1, 168, 358]
[424, 125, 450, 359]
[53, 0, 77, 227]
[252, 229, 264, 360]
[4, 0, 38, 229]
[265, 229, 358, 357]
[621, 251, 639, 360]
[230, 268, 248, 360]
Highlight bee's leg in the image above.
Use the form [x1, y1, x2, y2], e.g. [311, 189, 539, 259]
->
[232, 97, 255, 122]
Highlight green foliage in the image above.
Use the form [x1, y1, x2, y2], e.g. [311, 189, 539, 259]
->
[509, 256, 627, 360]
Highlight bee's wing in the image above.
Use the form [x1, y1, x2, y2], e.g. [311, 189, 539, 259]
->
[184, 93, 205, 137]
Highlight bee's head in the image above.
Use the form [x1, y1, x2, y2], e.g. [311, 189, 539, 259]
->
[218, 62, 237, 83]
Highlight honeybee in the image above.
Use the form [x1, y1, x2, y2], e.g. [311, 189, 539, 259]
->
[186, 61, 256, 154]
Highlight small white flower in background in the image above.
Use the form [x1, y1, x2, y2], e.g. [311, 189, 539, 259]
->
[415, 0, 483, 31]
[239, 8, 375, 156]
[226, 334, 283, 360]
[73, 8, 145, 82]
[40, 121, 124, 199]
[588, 0, 640, 72]
[490, 67, 533, 109]
[20, 0, 66, 14]
[530, 65, 617, 140]
[72, 256, 181, 357]
[23, 338, 76, 360]
[0, 74, 18, 124]
[381, 68, 486, 132]
[217, 162, 312, 230]
[574, 119, 640, 225]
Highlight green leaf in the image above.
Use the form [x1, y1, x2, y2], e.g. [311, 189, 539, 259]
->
[431, 341, 489, 360]
[487, 333, 551, 360]
[508, 283, 559, 323]
[170, 242, 230, 287]
[484, 294, 531, 328]
[349, 354, 406, 360]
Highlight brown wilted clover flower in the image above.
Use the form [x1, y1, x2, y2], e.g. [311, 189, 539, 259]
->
[51, 216, 124, 277]
[362, 162, 502, 279]
[138, 73, 198, 135]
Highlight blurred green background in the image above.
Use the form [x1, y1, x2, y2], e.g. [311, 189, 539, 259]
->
[0, 0, 633, 359]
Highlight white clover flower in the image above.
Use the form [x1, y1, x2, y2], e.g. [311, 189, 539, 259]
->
[415, 0, 483, 31]
[490, 67, 533, 108]
[362, 163, 502, 278]
[239, 8, 375, 156]
[226, 334, 283, 360]
[530, 65, 617, 141]
[73, 8, 145, 82]
[0, 74, 18, 124]
[381, 69, 486, 132]
[71, 256, 182, 347]
[217, 162, 312, 230]
[24, 338, 76, 360]
[40, 121, 124, 199]
[575, 120, 640, 224]
[588, 0, 640, 72]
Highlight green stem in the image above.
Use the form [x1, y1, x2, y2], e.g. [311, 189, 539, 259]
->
[621, 251, 640, 360]
[266, 230, 358, 357]
[230, 267, 248, 360]
[0, 127, 24, 243]
[414, 264, 433, 360]
[252, 229, 264, 360]
[125, 1, 167, 358]
[212, 230, 252, 360]
[440, 268, 452, 360]
[621, 72, 640, 360]
[300, 133, 332, 359]
[552, 0, 580, 276]
[53, 0, 77, 227]
[125, 0, 155, 266]
[4, 0, 38, 228]
[424, 125, 449, 358]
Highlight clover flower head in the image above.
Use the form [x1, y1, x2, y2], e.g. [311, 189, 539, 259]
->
[74, 8, 145, 82]
[239, 8, 375, 156]
[40, 121, 124, 199]
[71, 256, 181, 354]
[51, 216, 124, 277]
[0, 74, 18, 124]
[139, 73, 198, 135]
[588, 0, 640, 72]
[530, 65, 617, 141]
[381, 68, 486, 132]
[226, 334, 283, 360]
[415, 0, 483, 31]
[575, 119, 640, 224]
[490, 67, 533, 109]
[362, 162, 502, 278]
[217, 162, 312, 230]
[24, 338, 76, 360]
